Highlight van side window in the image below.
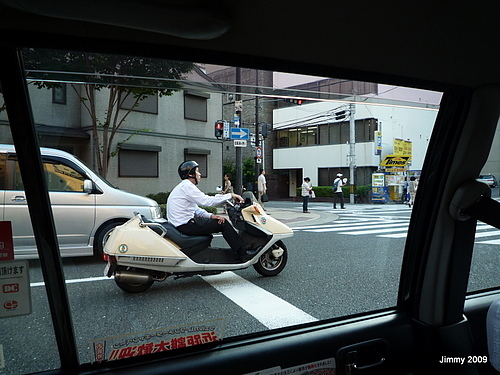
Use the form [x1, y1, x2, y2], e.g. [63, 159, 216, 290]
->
[0, 154, 85, 192]
[43, 161, 85, 192]
[0, 154, 22, 190]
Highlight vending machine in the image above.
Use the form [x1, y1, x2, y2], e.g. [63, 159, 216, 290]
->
[371, 173, 389, 203]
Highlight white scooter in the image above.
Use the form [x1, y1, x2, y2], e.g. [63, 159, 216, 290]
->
[103, 199, 293, 293]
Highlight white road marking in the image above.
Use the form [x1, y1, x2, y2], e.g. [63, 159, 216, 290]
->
[31, 276, 110, 287]
[202, 271, 318, 329]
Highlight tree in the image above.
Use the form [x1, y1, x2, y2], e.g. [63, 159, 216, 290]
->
[21, 49, 194, 178]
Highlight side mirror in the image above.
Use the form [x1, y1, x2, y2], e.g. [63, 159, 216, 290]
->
[83, 179, 93, 194]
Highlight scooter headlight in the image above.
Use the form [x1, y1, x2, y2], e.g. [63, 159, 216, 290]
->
[149, 205, 162, 219]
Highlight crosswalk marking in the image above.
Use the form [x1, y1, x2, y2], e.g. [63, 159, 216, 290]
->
[340, 226, 409, 235]
[303, 222, 408, 233]
[292, 212, 500, 243]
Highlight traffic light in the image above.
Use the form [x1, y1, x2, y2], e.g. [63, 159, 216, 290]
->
[285, 98, 304, 105]
[214, 120, 224, 138]
[261, 123, 272, 138]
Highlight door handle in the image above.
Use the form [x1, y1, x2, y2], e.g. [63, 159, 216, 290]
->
[11, 195, 26, 202]
[338, 339, 388, 375]
[345, 350, 386, 374]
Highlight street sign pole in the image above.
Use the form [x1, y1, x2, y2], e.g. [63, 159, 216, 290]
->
[235, 67, 243, 194]
[254, 70, 260, 195]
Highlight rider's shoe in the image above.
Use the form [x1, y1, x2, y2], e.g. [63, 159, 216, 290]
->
[239, 246, 263, 262]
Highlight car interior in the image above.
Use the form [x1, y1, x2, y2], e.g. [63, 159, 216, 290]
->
[0, 1, 499, 375]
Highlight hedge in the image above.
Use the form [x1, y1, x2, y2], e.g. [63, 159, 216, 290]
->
[296, 185, 372, 198]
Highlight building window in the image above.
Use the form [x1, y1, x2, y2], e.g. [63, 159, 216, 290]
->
[184, 148, 211, 177]
[121, 94, 158, 114]
[277, 118, 377, 148]
[52, 84, 67, 104]
[184, 91, 209, 122]
[118, 144, 161, 177]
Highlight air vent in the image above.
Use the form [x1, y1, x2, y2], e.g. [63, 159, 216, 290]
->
[132, 256, 165, 263]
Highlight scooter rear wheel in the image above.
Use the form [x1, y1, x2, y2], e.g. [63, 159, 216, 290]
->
[253, 240, 288, 276]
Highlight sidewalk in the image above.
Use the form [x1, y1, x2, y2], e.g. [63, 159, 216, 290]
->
[218, 202, 340, 228]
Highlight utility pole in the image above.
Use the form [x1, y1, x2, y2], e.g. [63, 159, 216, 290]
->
[254, 69, 260, 195]
[235, 67, 243, 194]
[349, 102, 356, 204]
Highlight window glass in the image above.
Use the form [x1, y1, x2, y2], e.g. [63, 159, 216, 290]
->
[0, 136, 61, 375]
[468, 126, 500, 292]
[0, 47, 466, 373]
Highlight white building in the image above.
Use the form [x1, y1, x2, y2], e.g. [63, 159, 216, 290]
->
[272, 87, 441, 197]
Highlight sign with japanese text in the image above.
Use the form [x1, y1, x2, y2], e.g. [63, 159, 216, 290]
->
[234, 140, 247, 147]
[91, 319, 224, 363]
[0, 222, 14, 261]
[393, 138, 412, 156]
[0, 260, 31, 318]
[374, 131, 382, 155]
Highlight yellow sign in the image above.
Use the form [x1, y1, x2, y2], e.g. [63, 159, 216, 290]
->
[380, 155, 411, 167]
[393, 138, 412, 156]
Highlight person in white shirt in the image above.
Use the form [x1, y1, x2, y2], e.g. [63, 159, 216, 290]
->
[167, 161, 252, 261]
[333, 173, 346, 209]
[257, 169, 267, 208]
[301, 177, 312, 213]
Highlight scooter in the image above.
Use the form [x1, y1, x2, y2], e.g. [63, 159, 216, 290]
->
[103, 198, 293, 293]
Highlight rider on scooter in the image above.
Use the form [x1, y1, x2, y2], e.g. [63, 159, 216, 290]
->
[167, 161, 256, 262]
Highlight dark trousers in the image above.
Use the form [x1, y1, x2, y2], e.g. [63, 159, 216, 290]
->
[177, 217, 244, 255]
[302, 195, 309, 212]
[334, 192, 345, 208]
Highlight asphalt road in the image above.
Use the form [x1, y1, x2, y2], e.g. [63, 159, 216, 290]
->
[1, 200, 499, 374]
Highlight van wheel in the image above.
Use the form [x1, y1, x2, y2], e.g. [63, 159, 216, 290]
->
[94, 222, 123, 259]
[253, 241, 288, 276]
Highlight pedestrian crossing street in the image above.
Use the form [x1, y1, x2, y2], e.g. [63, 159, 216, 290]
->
[291, 206, 500, 244]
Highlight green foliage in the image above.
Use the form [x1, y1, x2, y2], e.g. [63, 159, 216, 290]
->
[242, 157, 255, 184]
[20, 48, 194, 178]
[223, 162, 236, 178]
[146, 192, 170, 204]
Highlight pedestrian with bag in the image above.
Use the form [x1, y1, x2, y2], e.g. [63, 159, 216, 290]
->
[301, 177, 313, 213]
[333, 173, 346, 209]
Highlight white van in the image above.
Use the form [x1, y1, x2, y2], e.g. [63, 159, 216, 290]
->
[0, 144, 165, 259]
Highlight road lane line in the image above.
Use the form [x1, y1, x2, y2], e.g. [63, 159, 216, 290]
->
[202, 271, 318, 329]
[305, 222, 408, 233]
[31, 276, 110, 287]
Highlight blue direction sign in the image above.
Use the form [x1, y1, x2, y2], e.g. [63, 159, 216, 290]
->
[230, 127, 250, 140]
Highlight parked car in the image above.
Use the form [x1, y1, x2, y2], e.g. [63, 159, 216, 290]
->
[477, 174, 498, 187]
[0, 144, 164, 259]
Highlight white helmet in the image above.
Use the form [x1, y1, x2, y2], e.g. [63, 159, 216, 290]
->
[336, 173, 343, 177]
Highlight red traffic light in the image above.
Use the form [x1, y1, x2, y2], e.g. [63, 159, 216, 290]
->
[215, 120, 224, 138]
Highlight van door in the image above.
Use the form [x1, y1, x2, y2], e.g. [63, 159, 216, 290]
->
[3, 153, 96, 258]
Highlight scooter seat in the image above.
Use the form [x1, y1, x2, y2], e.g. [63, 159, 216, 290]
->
[160, 221, 212, 250]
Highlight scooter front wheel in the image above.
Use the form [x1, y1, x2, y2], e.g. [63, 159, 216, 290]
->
[114, 267, 154, 293]
[253, 240, 288, 277]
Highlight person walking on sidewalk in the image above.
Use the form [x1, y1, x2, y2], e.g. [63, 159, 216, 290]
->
[333, 173, 346, 209]
[301, 177, 312, 213]
[408, 176, 418, 208]
[257, 169, 267, 209]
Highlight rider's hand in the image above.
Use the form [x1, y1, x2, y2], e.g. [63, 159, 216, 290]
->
[211, 214, 226, 224]
[231, 193, 244, 203]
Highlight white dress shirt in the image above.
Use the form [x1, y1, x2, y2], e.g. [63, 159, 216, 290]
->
[167, 179, 231, 227]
